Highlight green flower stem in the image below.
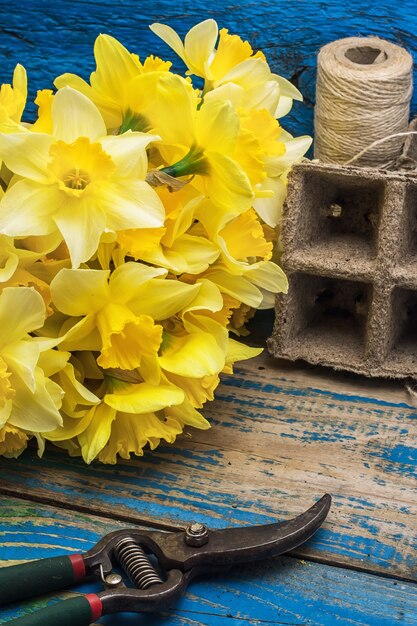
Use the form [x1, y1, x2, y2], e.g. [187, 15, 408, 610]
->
[118, 109, 150, 133]
[161, 146, 209, 178]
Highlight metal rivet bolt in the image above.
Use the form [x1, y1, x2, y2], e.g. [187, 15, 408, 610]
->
[104, 573, 123, 587]
[184, 523, 210, 547]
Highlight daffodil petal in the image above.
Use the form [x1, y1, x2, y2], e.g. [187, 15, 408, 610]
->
[222, 57, 271, 89]
[93, 34, 142, 98]
[52, 87, 107, 143]
[51, 268, 110, 316]
[159, 331, 225, 377]
[219, 208, 272, 262]
[9, 367, 63, 432]
[100, 131, 160, 179]
[105, 381, 184, 413]
[184, 19, 218, 76]
[226, 338, 263, 366]
[0, 424, 28, 457]
[243, 80, 280, 115]
[0, 238, 18, 282]
[128, 279, 200, 320]
[204, 269, 262, 308]
[59, 316, 101, 352]
[266, 136, 312, 177]
[97, 306, 162, 370]
[207, 152, 253, 213]
[0, 180, 61, 237]
[109, 261, 167, 302]
[59, 362, 100, 413]
[45, 377, 65, 410]
[139, 354, 161, 386]
[167, 400, 211, 429]
[203, 83, 244, 108]
[128, 72, 197, 147]
[142, 234, 219, 275]
[253, 176, 286, 227]
[182, 278, 223, 316]
[0, 132, 53, 182]
[54, 73, 94, 98]
[99, 180, 165, 232]
[2, 340, 40, 392]
[273, 74, 303, 101]
[53, 198, 106, 267]
[257, 288, 277, 309]
[117, 226, 166, 258]
[245, 261, 288, 293]
[11, 64, 27, 122]
[44, 408, 95, 441]
[98, 411, 182, 464]
[275, 95, 294, 119]
[0, 400, 12, 429]
[54, 73, 121, 129]
[78, 403, 117, 464]
[149, 23, 187, 63]
[196, 100, 239, 153]
[0, 287, 45, 348]
[37, 348, 70, 377]
[164, 371, 218, 409]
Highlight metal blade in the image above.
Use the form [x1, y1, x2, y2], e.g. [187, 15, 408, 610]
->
[157, 494, 331, 571]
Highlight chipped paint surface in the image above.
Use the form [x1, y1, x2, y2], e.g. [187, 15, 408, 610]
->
[1, 498, 417, 625]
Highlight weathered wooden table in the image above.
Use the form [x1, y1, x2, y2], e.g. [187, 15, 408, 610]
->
[1, 1, 417, 623]
[1, 310, 417, 624]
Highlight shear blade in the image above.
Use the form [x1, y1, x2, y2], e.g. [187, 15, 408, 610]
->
[158, 494, 331, 570]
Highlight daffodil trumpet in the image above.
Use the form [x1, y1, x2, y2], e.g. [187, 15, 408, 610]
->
[0, 20, 310, 463]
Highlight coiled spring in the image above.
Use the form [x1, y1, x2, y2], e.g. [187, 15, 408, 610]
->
[114, 538, 164, 589]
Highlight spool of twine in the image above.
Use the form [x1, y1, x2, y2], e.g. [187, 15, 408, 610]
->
[314, 37, 413, 167]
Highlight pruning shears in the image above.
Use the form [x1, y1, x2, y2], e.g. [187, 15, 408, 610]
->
[0, 494, 331, 625]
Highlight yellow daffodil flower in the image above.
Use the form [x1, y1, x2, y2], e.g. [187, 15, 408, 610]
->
[0, 22, 310, 464]
[139, 74, 254, 212]
[138, 186, 219, 274]
[157, 278, 229, 386]
[0, 87, 164, 267]
[0, 286, 63, 435]
[150, 20, 303, 118]
[159, 292, 262, 408]
[44, 356, 209, 464]
[194, 203, 288, 308]
[50, 262, 201, 370]
[55, 34, 171, 132]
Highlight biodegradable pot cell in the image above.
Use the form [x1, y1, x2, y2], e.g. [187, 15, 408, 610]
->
[268, 161, 417, 378]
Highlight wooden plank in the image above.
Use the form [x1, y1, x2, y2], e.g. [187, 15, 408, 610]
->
[1, 496, 417, 626]
[1, 353, 416, 580]
[0, 0, 416, 138]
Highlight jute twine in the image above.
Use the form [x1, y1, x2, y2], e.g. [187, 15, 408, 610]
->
[314, 36, 413, 167]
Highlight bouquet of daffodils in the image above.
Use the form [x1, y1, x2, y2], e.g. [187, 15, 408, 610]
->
[0, 20, 310, 463]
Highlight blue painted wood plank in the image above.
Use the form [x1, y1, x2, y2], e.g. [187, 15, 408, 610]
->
[0, 355, 416, 580]
[0, 0, 416, 138]
[1, 497, 417, 626]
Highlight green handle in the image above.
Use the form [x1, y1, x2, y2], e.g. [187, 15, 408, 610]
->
[4, 596, 97, 626]
[0, 556, 79, 605]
